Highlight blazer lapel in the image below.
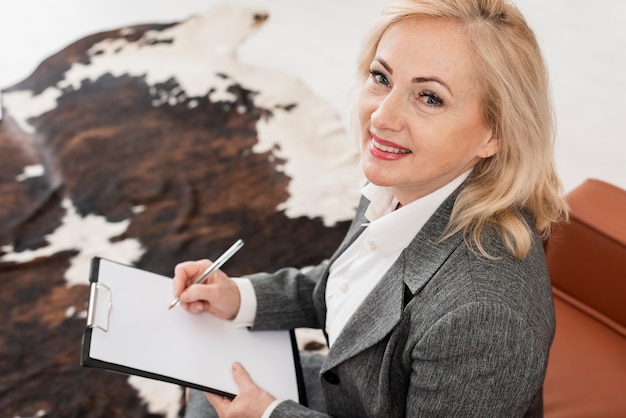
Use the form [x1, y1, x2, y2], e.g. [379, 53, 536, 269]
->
[401, 189, 465, 296]
[321, 260, 405, 372]
[321, 186, 465, 372]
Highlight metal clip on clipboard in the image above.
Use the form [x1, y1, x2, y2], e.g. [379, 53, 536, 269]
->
[87, 282, 112, 332]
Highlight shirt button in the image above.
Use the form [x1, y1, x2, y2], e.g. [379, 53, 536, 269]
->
[369, 241, 377, 251]
[340, 282, 349, 293]
[323, 370, 340, 385]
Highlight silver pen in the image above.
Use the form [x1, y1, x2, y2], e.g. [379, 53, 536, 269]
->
[168, 239, 244, 310]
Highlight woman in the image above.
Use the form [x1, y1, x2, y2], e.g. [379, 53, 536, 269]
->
[174, 0, 568, 416]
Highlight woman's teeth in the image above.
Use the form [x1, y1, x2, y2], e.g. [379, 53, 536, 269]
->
[373, 139, 410, 154]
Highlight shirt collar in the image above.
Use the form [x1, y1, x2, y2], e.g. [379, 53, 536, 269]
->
[360, 170, 471, 257]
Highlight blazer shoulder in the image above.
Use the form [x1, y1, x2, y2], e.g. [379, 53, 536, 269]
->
[407, 218, 554, 331]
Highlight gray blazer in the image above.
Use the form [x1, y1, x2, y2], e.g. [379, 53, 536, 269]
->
[248, 185, 555, 417]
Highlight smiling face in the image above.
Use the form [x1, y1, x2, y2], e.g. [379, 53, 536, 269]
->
[358, 15, 500, 205]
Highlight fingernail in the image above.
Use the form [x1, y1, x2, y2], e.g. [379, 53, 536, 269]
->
[180, 292, 189, 302]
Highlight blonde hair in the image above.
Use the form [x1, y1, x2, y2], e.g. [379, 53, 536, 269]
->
[356, 0, 568, 259]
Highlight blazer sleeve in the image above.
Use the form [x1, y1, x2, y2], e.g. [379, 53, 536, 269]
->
[407, 301, 548, 417]
[246, 263, 328, 331]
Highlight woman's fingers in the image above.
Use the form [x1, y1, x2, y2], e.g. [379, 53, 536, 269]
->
[231, 362, 255, 391]
[175, 270, 240, 319]
[172, 260, 210, 296]
[205, 363, 275, 418]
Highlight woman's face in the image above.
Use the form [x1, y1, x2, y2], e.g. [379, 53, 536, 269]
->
[358, 16, 499, 205]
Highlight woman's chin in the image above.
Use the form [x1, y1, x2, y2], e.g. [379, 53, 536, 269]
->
[362, 165, 392, 188]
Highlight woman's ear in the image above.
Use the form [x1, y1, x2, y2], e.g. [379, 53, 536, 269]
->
[478, 128, 501, 159]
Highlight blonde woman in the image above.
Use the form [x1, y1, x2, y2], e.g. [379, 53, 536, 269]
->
[175, 0, 568, 416]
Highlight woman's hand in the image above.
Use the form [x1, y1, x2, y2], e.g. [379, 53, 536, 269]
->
[206, 362, 276, 418]
[172, 259, 241, 319]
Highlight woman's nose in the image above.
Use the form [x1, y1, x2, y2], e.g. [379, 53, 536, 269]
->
[370, 90, 404, 132]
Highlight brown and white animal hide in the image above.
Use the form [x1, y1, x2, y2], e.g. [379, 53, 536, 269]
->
[0, 5, 362, 417]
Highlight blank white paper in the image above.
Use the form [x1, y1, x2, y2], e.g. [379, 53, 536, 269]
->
[87, 259, 300, 402]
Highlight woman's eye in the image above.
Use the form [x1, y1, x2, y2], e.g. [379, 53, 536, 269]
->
[369, 70, 389, 86]
[419, 91, 443, 107]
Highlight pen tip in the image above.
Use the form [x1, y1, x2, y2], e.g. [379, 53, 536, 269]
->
[168, 299, 179, 310]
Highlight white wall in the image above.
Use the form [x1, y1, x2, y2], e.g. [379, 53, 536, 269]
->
[2, 0, 624, 192]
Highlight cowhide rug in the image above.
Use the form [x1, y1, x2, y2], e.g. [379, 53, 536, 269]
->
[0, 5, 362, 417]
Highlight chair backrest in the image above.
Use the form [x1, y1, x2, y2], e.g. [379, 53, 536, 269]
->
[543, 178, 626, 417]
[545, 178, 626, 336]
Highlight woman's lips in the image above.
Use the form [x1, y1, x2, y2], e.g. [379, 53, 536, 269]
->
[369, 134, 411, 160]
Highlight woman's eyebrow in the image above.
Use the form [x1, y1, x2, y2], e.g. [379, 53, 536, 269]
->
[374, 57, 394, 75]
[413, 76, 453, 96]
[374, 57, 452, 96]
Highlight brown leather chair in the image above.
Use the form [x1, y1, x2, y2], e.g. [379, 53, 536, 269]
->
[543, 179, 626, 417]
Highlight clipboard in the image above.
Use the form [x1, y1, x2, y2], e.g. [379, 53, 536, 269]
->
[81, 257, 306, 404]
